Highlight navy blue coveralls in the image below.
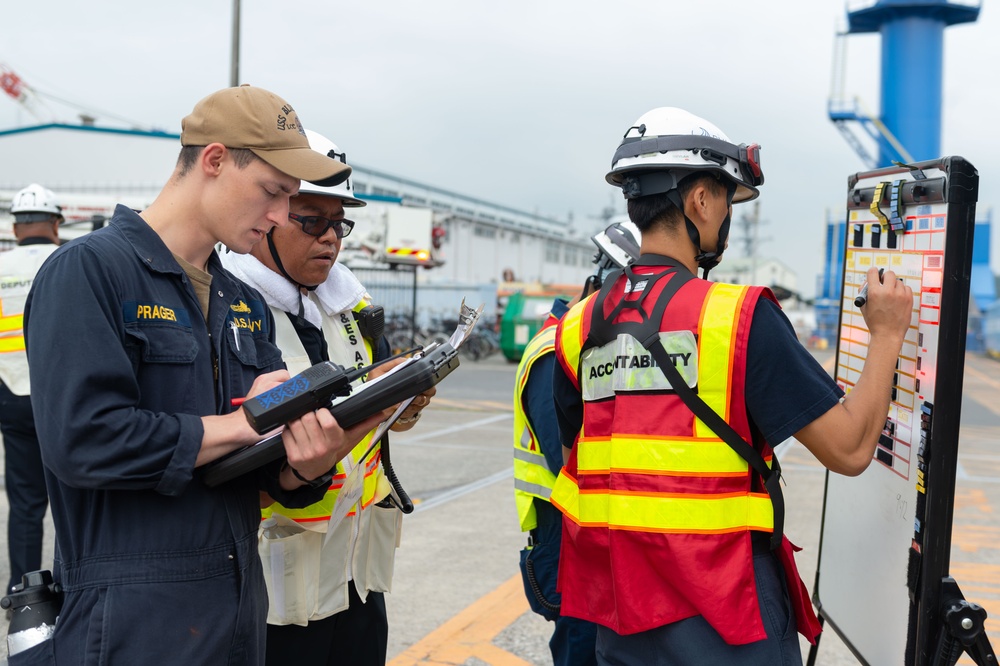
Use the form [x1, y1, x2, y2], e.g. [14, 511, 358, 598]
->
[21, 206, 327, 665]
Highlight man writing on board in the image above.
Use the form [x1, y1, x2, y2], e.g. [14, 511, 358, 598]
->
[549, 106, 914, 665]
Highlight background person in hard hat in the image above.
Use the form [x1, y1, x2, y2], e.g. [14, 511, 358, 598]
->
[0, 184, 62, 594]
[222, 129, 434, 666]
[549, 107, 913, 665]
[513, 220, 639, 666]
[22, 86, 391, 665]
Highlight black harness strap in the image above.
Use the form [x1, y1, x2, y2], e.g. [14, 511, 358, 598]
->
[587, 255, 688, 350]
[585, 258, 785, 551]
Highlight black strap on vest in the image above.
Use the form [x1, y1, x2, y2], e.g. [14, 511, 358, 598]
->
[587, 255, 686, 347]
[585, 257, 785, 551]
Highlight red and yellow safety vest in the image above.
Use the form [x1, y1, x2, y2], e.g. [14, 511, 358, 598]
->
[512, 314, 560, 532]
[550, 266, 819, 644]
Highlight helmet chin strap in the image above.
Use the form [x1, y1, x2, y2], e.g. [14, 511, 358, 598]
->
[667, 183, 736, 280]
[266, 232, 319, 318]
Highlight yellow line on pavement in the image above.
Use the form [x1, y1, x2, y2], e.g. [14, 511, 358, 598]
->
[432, 397, 514, 412]
[388, 575, 533, 666]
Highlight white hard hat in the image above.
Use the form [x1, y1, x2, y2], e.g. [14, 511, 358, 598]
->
[591, 220, 641, 273]
[296, 130, 366, 207]
[11, 183, 63, 223]
[606, 107, 763, 204]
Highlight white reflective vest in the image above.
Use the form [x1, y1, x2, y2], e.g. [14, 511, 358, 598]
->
[0, 242, 60, 395]
[259, 293, 401, 625]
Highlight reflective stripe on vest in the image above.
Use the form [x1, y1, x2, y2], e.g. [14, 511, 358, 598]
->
[695, 282, 751, 435]
[262, 298, 385, 525]
[577, 435, 772, 476]
[512, 322, 558, 532]
[0, 334, 25, 353]
[553, 297, 590, 389]
[0, 313, 23, 334]
[555, 468, 773, 533]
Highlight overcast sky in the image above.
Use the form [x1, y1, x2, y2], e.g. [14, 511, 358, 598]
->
[1, 0, 997, 297]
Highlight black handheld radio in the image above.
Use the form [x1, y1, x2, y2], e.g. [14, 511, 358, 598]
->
[242, 362, 356, 434]
[241, 347, 419, 435]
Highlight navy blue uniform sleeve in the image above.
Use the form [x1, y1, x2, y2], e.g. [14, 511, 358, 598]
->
[521, 353, 564, 475]
[553, 354, 583, 451]
[24, 243, 203, 494]
[744, 299, 845, 444]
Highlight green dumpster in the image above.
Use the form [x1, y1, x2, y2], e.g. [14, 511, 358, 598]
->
[500, 291, 567, 362]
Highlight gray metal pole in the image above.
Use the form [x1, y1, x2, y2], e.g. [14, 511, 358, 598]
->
[410, 267, 418, 348]
[230, 0, 241, 87]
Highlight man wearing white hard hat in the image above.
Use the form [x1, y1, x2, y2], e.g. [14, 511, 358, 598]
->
[548, 107, 914, 664]
[223, 129, 434, 666]
[0, 184, 62, 595]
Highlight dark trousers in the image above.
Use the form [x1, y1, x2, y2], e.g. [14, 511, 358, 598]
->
[521, 499, 598, 666]
[265, 580, 388, 666]
[0, 382, 48, 594]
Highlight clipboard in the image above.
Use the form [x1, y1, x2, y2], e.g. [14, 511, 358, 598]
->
[200, 342, 460, 487]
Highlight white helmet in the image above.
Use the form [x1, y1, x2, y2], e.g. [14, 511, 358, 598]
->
[591, 220, 640, 276]
[11, 183, 63, 223]
[606, 107, 763, 204]
[297, 130, 366, 208]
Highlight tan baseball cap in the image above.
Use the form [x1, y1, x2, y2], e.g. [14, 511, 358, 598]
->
[181, 85, 350, 187]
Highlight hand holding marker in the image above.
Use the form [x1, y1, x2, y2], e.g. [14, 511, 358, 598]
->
[855, 268, 885, 308]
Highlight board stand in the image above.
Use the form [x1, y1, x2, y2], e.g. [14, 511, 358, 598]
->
[807, 578, 996, 666]
[930, 577, 995, 666]
[805, 615, 824, 666]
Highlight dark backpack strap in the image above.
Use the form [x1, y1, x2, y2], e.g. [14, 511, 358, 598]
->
[641, 332, 785, 551]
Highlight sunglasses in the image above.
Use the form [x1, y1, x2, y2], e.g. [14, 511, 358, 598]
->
[288, 212, 355, 239]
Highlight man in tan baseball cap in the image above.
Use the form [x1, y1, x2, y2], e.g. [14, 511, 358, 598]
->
[182, 85, 350, 188]
[22, 84, 389, 664]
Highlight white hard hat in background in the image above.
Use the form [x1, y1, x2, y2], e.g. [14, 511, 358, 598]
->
[11, 183, 63, 223]
[591, 220, 641, 274]
[297, 130, 366, 207]
[606, 107, 763, 204]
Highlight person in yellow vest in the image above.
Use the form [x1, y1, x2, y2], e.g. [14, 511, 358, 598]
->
[514, 220, 640, 666]
[549, 107, 914, 665]
[0, 184, 62, 594]
[222, 129, 433, 666]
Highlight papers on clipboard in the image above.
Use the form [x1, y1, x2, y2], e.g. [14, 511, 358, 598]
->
[323, 300, 483, 535]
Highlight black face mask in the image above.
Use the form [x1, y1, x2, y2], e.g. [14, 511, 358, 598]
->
[696, 194, 734, 277]
[671, 179, 737, 280]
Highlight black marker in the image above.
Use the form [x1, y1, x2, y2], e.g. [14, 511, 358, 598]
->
[854, 268, 885, 308]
